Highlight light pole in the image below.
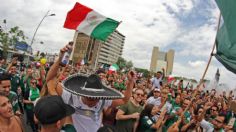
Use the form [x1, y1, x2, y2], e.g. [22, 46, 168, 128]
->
[27, 10, 55, 64]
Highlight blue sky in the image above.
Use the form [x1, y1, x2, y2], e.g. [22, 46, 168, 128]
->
[0, 0, 236, 89]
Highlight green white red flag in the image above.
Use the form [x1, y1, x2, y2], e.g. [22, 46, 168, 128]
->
[64, 2, 120, 41]
[108, 64, 119, 74]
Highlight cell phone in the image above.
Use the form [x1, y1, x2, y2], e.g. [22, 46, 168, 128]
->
[60, 42, 73, 67]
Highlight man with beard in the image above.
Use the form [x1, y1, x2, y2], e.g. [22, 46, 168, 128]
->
[115, 88, 144, 132]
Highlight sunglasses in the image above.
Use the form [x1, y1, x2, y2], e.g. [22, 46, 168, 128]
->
[136, 93, 144, 97]
[211, 109, 217, 111]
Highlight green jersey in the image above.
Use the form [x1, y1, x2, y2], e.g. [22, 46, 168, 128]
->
[138, 116, 156, 132]
[10, 74, 21, 93]
[8, 91, 19, 113]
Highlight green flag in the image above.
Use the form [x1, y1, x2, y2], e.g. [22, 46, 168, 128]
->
[215, 0, 236, 74]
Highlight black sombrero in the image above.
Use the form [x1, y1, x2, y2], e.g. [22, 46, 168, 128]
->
[62, 73, 124, 99]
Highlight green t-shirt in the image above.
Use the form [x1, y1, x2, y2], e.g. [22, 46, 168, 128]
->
[138, 116, 156, 132]
[116, 100, 143, 132]
[184, 111, 191, 124]
[61, 124, 76, 132]
[24, 87, 40, 110]
[8, 91, 19, 113]
[23, 75, 33, 91]
[10, 74, 21, 93]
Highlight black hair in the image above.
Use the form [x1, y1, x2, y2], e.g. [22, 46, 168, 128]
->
[194, 104, 204, 115]
[218, 113, 227, 124]
[97, 125, 116, 132]
[136, 104, 155, 131]
[0, 73, 11, 84]
[156, 71, 162, 75]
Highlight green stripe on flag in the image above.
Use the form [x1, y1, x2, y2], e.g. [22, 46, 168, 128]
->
[215, 0, 236, 74]
[91, 18, 119, 41]
[215, 0, 236, 44]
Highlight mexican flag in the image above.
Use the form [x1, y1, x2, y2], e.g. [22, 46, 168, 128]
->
[167, 75, 175, 83]
[108, 64, 119, 74]
[64, 2, 120, 41]
[215, 0, 236, 74]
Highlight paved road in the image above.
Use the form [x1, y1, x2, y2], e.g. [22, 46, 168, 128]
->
[22, 112, 33, 132]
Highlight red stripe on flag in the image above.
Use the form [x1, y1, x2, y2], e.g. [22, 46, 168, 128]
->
[64, 2, 93, 30]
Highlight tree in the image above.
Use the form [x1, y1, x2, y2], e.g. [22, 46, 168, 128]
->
[0, 20, 27, 58]
[135, 68, 150, 78]
[116, 57, 126, 70]
[126, 61, 133, 70]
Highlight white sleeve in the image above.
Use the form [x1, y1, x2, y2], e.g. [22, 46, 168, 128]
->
[146, 97, 153, 104]
[200, 119, 214, 132]
[61, 89, 72, 104]
[104, 100, 112, 107]
[151, 78, 154, 84]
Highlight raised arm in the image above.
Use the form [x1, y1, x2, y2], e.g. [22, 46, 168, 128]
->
[111, 71, 135, 107]
[6, 57, 17, 73]
[46, 44, 72, 95]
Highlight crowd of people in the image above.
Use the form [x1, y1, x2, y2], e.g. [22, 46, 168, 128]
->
[1, 43, 236, 132]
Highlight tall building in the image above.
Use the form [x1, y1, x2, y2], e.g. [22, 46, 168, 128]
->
[72, 30, 125, 69]
[150, 47, 174, 76]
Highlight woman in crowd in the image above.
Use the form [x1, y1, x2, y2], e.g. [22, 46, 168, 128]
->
[23, 79, 40, 132]
[0, 93, 24, 132]
[136, 104, 167, 132]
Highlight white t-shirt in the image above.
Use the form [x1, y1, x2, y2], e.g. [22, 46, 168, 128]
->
[146, 96, 161, 106]
[200, 119, 214, 132]
[62, 89, 112, 132]
[151, 77, 162, 89]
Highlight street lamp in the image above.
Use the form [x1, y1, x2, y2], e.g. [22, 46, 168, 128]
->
[27, 10, 55, 64]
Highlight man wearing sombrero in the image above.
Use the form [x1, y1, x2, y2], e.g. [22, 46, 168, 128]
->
[46, 43, 135, 132]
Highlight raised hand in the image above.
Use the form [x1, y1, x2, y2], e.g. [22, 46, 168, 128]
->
[59, 42, 73, 58]
[127, 71, 136, 83]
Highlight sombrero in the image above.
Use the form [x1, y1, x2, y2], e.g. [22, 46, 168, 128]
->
[62, 73, 124, 99]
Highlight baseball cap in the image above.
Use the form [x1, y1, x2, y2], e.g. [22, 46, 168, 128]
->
[34, 95, 75, 125]
[153, 88, 160, 92]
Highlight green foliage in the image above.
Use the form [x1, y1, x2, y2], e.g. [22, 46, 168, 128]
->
[116, 57, 134, 70]
[0, 20, 27, 58]
[135, 67, 150, 78]
[116, 57, 126, 70]
[126, 61, 133, 70]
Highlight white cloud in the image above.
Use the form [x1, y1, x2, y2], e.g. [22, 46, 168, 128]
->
[188, 60, 206, 67]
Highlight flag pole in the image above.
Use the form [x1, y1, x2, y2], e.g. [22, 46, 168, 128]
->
[200, 13, 222, 83]
[177, 13, 223, 123]
[70, 31, 78, 65]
